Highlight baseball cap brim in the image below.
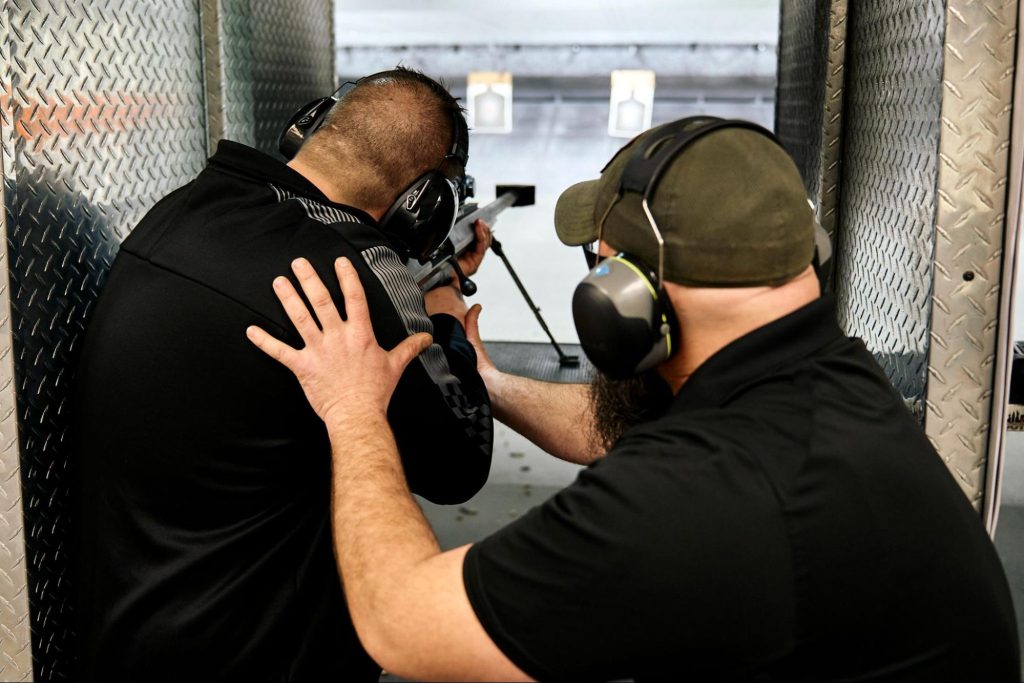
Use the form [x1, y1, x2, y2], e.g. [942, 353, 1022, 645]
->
[554, 179, 602, 246]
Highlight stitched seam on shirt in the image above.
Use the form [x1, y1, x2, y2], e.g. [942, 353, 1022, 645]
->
[268, 183, 361, 225]
[780, 362, 817, 644]
[361, 245, 456, 386]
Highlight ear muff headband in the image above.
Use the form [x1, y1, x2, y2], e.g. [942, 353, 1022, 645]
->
[278, 81, 359, 161]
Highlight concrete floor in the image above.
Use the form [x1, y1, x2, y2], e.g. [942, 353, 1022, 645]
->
[418, 421, 578, 549]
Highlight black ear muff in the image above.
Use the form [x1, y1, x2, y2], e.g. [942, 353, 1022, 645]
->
[278, 96, 337, 160]
[572, 255, 676, 379]
[380, 171, 459, 262]
[278, 80, 360, 160]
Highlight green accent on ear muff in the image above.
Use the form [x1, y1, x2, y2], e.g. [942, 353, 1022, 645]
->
[572, 253, 674, 379]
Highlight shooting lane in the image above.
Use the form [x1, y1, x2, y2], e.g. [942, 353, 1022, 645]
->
[0, 0, 1022, 679]
[0, 1, 334, 679]
[334, 2, 783, 546]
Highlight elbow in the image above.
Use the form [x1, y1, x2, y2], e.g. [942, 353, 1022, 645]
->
[353, 610, 418, 680]
[355, 621, 399, 675]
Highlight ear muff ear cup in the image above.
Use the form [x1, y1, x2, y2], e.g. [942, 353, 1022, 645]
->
[278, 96, 337, 160]
[572, 255, 676, 379]
[380, 171, 459, 262]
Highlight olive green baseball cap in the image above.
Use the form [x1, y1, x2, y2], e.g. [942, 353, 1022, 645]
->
[554, 118, 816, 286]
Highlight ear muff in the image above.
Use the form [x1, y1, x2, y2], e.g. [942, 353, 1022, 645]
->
[278, 95, 340, 160]
[572, 254, 677, 380]
[379, 170, 459, 262]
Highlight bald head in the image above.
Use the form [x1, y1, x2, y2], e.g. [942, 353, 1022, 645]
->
[295, 68, 464, 215]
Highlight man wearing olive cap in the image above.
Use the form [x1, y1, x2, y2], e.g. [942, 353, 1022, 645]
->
[244, 117, 1019, 681]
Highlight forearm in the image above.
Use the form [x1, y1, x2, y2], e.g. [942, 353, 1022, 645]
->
[327, 413, 439, 656]
[326, 413, 528, 681]
[484, 369, 603, 465]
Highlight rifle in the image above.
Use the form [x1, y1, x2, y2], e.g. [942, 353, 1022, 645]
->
[407, 184, 535, 293]
[405, 183, 580, 367]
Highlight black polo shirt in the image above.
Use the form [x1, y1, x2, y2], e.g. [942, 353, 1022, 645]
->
[74, 141, 492, 682]
[464, 296, 1018, 681]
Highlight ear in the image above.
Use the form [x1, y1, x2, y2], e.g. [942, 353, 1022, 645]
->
[597, 239, 618, 258]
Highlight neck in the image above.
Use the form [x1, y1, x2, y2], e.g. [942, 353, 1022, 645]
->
[286, 156, 386, 222]
[657, 267, 821, 393]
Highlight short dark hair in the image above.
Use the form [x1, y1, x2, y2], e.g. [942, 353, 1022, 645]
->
[303, 67, 466, 211]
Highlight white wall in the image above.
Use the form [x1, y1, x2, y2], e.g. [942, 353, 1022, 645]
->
[336, 0, 779, 47]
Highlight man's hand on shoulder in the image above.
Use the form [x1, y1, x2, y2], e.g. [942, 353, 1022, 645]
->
[245, 257, 431, 428]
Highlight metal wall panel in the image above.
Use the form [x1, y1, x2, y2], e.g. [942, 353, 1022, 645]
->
[988, 1, 1024, 531]
[203, 0, 335, 156]
[775, 0, 848, 289]
[776, 1, 830, 203]
[0, 9, 33, 677]
[926, 0, 1019, 511]
[833, 0, 946, 413]
[817, 0, 849, 266]
[0, 3, 209, 678]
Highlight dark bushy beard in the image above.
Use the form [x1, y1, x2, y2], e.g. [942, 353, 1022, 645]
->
[588, 370, 674, 451]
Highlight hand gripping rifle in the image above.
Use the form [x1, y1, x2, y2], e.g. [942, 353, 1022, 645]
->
[405, 184, 579, 367]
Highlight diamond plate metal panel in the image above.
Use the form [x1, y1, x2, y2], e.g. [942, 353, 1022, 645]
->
[925, 0, 1019, 511]
[833, 0, 946, 411]
[776, 0, 831, 198]
[817, 1, 848, 259]
[0, 2, 208, 679]
[203, 0, 335, 157]
[988, 2, 1024, 532]
[776, 0, 848, 289]
[0, 8, 33, 680]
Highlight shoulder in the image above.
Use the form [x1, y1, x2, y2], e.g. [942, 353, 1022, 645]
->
[116, 173, 402, 329]
[612, 407, 774, 466]
[554, 410, 784, 530]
